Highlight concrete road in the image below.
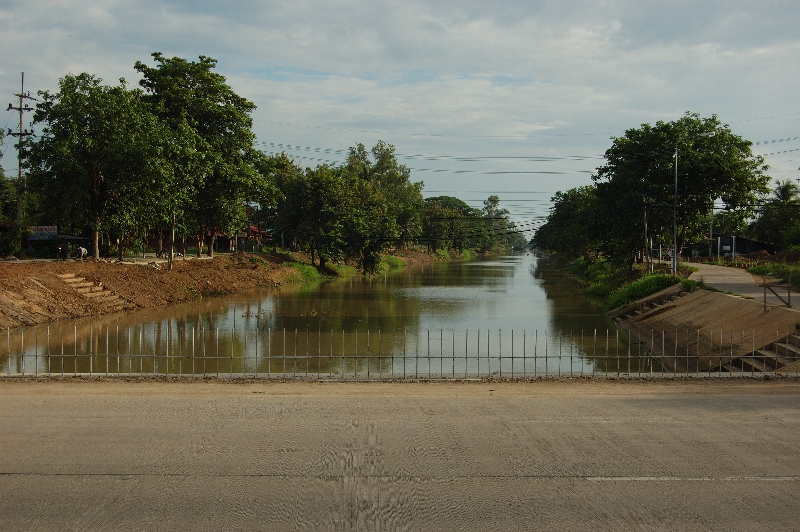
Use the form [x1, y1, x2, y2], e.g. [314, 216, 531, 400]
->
[2, 379, 800, 531]
[688, 261, 790, 306]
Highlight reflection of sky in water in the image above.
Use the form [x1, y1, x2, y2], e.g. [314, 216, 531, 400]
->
[394, 286, 506, 301]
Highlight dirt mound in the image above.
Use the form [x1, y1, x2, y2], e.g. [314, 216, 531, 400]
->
[0, 253, 297, 329]
[0, 249, 444, 330]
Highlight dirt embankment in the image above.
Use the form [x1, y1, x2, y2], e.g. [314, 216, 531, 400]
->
[616, 287, 800, 370]
[0, 250, 440, 330]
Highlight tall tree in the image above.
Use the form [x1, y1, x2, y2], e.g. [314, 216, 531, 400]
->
[342, 141, 423, 249]
[532, 186, 600, 259]
[273, 163, 346, 268]
[422, 196, 480, 252]
[25, 73, 165, 258]
[135, 53, 263, 257]
[592, 112, 769, 267]
[0, 135, 16, 222]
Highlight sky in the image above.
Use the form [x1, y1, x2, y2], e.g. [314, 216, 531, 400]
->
[1, 0, 798, 239]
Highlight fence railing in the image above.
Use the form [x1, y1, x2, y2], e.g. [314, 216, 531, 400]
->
[2, 325, 799, 379]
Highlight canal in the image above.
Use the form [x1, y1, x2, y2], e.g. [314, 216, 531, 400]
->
[1, 253, 651, 377]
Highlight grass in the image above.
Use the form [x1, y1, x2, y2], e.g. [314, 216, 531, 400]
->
[435, 249, 452, 260]
[749, 263, 800, 290]
[327, 263, 358, 277]
[382, 256, 405, 269]
[287, 262, 326, 282]
[605, 274, 682, 310]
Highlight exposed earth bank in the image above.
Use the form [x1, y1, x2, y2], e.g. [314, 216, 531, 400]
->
[0, 250, 439, 330]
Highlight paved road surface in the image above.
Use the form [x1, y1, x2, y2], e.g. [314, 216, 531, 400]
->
[688, 261, 790, 306]
[2, 379, 800, 531]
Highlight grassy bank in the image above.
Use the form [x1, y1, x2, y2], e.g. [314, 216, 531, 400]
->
[562, 256, 699, 310]
[749, 263, 800, 290]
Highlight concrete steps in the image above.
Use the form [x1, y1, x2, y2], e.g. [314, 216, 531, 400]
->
[56, 273, 130, 310]
[712, 333, 800, 373]
[618, 289, 689, 322]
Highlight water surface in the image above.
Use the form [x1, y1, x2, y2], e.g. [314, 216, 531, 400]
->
[2, 253, 647, 376]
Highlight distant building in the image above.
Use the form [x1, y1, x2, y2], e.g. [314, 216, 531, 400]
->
[682, 235, 776, 258]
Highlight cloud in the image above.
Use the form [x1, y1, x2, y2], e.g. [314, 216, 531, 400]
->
[2, 1, 799, 219]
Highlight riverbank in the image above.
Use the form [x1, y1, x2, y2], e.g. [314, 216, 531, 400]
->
[615, 284, 800, 372]
[0, 249, 446, 329]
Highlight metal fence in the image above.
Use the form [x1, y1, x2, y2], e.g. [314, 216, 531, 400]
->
[2, 325, 799, 379]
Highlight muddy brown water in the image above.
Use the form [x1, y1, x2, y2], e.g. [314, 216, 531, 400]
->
[1, 254, 649, 376]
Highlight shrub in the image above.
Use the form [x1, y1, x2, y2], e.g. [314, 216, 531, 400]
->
[606, 274, 681, 310]
[748, 263, 800, 290]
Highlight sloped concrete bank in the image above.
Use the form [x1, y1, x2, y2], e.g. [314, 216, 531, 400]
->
[613, 287, 800, 373]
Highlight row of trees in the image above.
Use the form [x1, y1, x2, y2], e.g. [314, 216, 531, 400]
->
[22, 54, 271, 266]
[3, 53, 525, 271]
[532, 113, 772, 267]
[261, 144, 526, 271]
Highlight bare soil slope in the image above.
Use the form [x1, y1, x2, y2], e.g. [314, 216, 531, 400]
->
[0, 250, 440, 329]
[0, 254, 297, 328]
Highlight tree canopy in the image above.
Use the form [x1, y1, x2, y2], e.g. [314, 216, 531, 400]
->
[134, 53, 269, 257]
[533, 113, 770, 266]
[25, 73, 167, 258]
[19, 53, 524, 268]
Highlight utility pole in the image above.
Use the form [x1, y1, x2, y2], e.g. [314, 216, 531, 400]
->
[6, 72, 36, 225]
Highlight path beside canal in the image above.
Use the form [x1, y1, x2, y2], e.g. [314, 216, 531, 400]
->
[688, 261, 788, 306]
[2, 379, 799, 531]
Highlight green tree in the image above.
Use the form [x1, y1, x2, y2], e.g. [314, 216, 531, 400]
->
[532, 186, 600, 259]
[342, 141, 423, 248]
[0, 138, 16, 222]
[592, 112, 769, 267]
[481, 195, 524, 251]
[25, 73, 166, 258]
[422, 196, 484, 252]
[273, 163, 346, 268]
[135, 53, 264, 258]
[748, 179, 800, 248]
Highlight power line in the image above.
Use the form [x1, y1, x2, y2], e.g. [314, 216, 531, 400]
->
[257, 140, 604, 163]
[753, 136, 800, 146]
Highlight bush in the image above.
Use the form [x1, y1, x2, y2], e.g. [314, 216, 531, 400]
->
[748, 263, 800, 290]
[0, 228, 21, 257]
[606, 274, 681, 310]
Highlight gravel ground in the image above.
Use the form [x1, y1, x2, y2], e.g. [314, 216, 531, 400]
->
[2, 378, 799, 530]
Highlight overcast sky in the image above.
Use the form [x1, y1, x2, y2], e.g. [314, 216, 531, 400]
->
[1, 1, 798, 235]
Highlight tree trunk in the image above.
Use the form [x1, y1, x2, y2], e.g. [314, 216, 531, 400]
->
[157, 226, 163, 257]
[168, 217, 175, 271]
[197, 231, 203, 258]
[118, 237, 124, 261]
[92, 227, 100, 259]
[208, 234, 215, 257]
[319, 253, 327, 269]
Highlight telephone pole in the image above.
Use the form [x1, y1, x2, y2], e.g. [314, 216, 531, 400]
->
[7, 72, 36, 224]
